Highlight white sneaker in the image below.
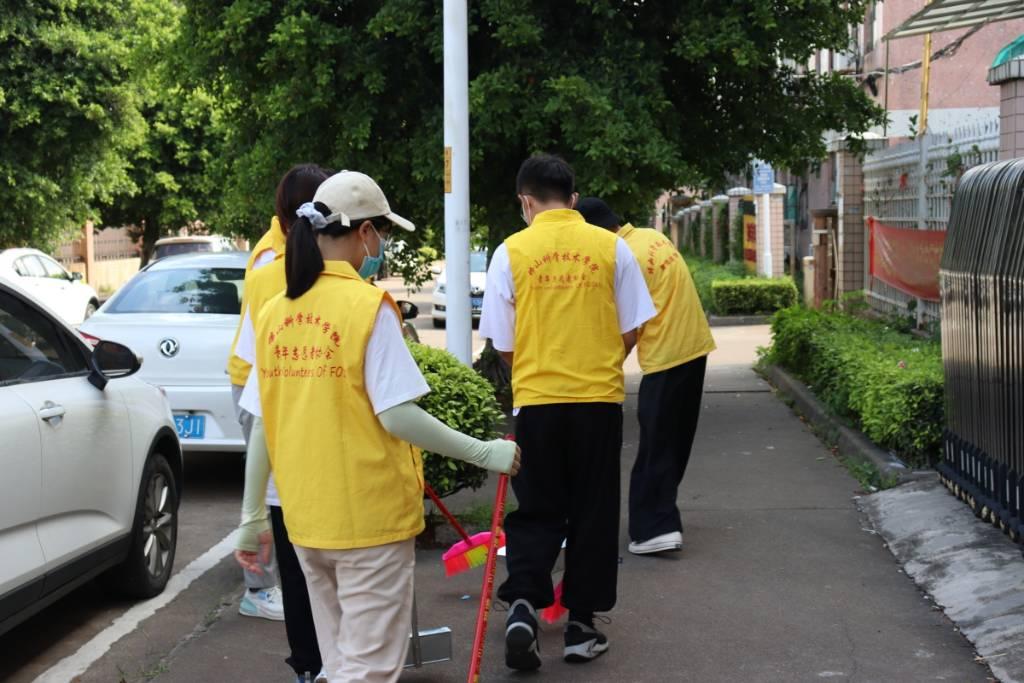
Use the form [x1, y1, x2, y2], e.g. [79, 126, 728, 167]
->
[314, 669, 327, 682]
[239, 586, 285, 621]
[628, 531, 683, 555]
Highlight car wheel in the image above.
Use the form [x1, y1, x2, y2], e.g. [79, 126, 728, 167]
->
[432, 318, 445, 329]
[84, 300, 98, 319]
[105, 453, 178, 598]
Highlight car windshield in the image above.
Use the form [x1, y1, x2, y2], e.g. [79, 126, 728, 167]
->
[470, 251, 487, 272]
[107, 267, 244, 314]
[154, 242, 214, 259]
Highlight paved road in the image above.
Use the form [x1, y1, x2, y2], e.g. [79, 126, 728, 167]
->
[0, 282, 995, 682]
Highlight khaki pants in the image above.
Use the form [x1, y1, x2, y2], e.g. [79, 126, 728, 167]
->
[295, 539, 415, 683]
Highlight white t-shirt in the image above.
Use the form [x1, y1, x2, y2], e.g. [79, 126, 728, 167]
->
[478, 237, 657, 353]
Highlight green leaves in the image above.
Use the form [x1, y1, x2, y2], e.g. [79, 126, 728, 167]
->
[711, 278, 798, 315]
[406, 341, 505, 497]
[764, 306, 944, 467]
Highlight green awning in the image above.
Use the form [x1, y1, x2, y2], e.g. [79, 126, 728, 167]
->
[992, 34, 1024, 68]
[885, 0, 1024, 40]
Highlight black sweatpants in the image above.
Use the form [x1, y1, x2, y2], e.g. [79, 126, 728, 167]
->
[270, 505, 322, 677]
[497, 402, 623, 615]
[629, 355, 708, 542]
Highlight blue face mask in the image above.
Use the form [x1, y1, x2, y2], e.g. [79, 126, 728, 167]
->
[358, 226, 388, 280]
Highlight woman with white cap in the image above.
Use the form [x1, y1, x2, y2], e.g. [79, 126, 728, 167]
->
[235, 170, 519, 682]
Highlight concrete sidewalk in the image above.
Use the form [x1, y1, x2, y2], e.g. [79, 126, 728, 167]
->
[154, 326, 991, 682]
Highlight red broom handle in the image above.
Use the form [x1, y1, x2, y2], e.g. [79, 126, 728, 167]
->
[424, 483, 473, 545]
[467, 473, 509, 683]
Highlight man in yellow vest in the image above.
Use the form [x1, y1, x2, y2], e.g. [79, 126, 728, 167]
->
[480, 155, 655, 671]
[578, 197, 715, 557]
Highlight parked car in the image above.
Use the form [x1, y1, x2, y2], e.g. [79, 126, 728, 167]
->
[80, 252, 248, 452]
[152, 235, 239, 261]
[0, 277, 182, 636]
[0, 248, 100, 325]
[431, 250, 487, 328]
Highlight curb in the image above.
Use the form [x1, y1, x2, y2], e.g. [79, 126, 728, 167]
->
[707, 314, 771, 327]
[766, 365, 934, 485]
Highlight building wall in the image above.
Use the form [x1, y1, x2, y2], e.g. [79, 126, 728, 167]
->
[811, 1, 1024, 137]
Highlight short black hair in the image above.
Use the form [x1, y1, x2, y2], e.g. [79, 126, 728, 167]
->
[516, 154, 575, 203]
[577, 197, 621, 231]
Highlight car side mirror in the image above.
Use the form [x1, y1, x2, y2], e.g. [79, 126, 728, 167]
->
[397, 300, 419, 321]
[70, 272, 84, 281]
[88, 340, 141, 390]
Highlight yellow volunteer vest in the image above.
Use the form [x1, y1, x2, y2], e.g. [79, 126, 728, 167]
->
[254, 260, 425, 550]
[505, 209, 624, 406]
[619, 224, 716, 374]
[228, 217, 288, 386]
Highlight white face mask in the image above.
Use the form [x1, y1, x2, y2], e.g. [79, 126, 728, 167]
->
[520, 197, 531, 225]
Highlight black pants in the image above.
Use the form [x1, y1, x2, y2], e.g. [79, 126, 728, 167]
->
[270, 505, 322, 677]
[497, 402, 622, 615]
[629, 355, 708, 542]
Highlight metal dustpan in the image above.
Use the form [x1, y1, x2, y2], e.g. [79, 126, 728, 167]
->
[405, 593, 452, 668]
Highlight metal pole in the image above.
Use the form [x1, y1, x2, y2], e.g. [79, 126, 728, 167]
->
[760, 192, 773, 278]
[916, 133, 928, 327]
[918, 1, 934, 136]
[883, 38, 890, 138]
[443, 0, 472, 365]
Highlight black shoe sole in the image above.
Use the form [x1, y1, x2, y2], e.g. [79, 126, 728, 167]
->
[505, 627, 542, 671]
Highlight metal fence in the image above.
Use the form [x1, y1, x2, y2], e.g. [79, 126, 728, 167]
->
[55, 226, 140, 265]
[863, 119, 1000, 323]
[939, 157, 1024, 543]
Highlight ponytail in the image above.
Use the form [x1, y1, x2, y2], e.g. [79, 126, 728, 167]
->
[285, 216, 325, 299]
[285, 202, 357, 299]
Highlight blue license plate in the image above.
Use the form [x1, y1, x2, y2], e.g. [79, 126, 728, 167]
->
[174, 414, 206, 439]
[471, 296, 483, 309]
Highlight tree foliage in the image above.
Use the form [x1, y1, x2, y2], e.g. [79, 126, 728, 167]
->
[176, 0, 884, 255]
[0, 1, 154, 248]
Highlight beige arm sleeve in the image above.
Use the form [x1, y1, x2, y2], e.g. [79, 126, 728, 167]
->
[236, 418, 271, 552]
[378, 401, 516, 474]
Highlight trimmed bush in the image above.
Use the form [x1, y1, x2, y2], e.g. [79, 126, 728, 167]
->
[712, 277, 798, 315]
[407, 341, 503, 496]
[762, 306, 943, 467]
[684, 254, 747, 312]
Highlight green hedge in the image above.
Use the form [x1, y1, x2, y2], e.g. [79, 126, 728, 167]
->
[762, 306, 943, 467]
[712, 278, 798, 315]
[408, 341, 503, 496]
[685, 255, 747, 313]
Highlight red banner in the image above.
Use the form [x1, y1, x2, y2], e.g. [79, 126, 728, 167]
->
[868, 218, 946, 302]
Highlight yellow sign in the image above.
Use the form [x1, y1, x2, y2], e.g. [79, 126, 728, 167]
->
[742, 197, 757, 274]
[444, 147, 452, 194]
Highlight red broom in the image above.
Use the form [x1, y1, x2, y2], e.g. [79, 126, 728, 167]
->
[540, 580, 568, 624]
[425, 483, 505, 577]
[467, 472, 509, 683]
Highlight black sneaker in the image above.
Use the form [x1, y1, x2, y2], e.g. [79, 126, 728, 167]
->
[563, 618, 609, 663]
[505, 599, 541, 670]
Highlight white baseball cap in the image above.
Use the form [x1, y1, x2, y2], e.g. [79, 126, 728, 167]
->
[312, 170, 415, 232]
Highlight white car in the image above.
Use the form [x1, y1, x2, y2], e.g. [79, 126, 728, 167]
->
[80, 252, 247, 452]
[0, 248, 100, 325]
[0, 277, 182, 636]
[152, 235, 239, 261]
[431, 250, 487, 328]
